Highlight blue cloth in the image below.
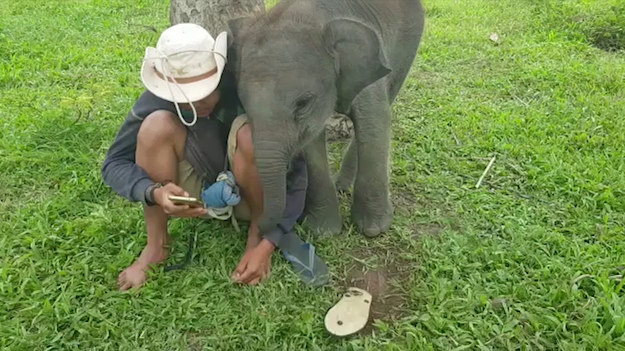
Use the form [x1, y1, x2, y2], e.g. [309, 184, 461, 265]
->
[201, 171, 241, 208]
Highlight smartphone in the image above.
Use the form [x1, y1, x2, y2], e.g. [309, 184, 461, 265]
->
[168, 195, 204, 207]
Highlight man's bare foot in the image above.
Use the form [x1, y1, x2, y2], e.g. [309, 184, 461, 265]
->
[117, 238, 170, 291]
[245, 222, 262, 250]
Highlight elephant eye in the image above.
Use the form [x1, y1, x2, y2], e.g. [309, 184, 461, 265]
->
[293, 93, 316, 117]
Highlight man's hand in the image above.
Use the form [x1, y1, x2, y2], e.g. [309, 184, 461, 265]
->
[153, 182, 208, 218]
[232, 239, 275, 285]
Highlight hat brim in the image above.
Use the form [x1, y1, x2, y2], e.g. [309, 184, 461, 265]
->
[140, 31, 228, 103]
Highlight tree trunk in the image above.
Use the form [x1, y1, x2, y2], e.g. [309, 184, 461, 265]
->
[170, 0, 265, 35]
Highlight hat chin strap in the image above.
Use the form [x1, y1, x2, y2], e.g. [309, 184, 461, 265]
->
[160, 59, 198, 127]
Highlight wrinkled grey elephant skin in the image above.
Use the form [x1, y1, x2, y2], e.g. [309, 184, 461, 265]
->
[228, 0, 425, 237]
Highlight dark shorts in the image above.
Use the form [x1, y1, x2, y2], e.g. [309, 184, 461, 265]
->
[183, 117, 229, 187]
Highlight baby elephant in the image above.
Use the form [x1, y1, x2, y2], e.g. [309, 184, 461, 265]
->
[228, 0, 425, 237]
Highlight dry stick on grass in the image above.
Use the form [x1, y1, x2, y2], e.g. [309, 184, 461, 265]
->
[456, 173, 550, 203]
[452, 155, 546, 202]
[476, 155, 497, 188]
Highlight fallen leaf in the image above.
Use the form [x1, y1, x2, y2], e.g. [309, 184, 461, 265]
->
[489, 32, 500, 43]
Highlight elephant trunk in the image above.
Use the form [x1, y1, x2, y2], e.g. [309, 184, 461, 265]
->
[254, 139, 289, 234]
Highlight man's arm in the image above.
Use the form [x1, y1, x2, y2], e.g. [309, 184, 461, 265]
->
[231, 153, 308, 285]
[101, 110, 154, 205]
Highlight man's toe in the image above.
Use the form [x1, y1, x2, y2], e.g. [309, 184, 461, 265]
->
[117, 272, 126, 285]
[119, 278, 131, 291]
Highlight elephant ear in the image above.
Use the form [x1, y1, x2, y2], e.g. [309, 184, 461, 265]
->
[323, 19, 391, 113]
[226, 16, 254, 74]
[227, 16, 252, 44]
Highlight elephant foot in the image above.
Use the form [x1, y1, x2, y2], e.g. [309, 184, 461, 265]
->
[303, 206, 343, 236]
[351, 197, 393, 238]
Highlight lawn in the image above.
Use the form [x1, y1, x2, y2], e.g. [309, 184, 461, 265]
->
[1, 0, 625, 349]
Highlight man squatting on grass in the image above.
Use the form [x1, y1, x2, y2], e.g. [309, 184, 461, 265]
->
[101, 24, 307, 290]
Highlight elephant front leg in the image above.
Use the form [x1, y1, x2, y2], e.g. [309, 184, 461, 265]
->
[335, 137, 358, 193]
[351, 101, 394, 237]
[302, 130, 343, 235]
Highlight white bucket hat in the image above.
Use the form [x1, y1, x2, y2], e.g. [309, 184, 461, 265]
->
[141, 23, 227, 126]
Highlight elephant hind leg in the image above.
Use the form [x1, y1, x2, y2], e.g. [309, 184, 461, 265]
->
[335, 137, 358, 193]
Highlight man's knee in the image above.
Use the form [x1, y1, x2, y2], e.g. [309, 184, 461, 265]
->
[138, 110, 186, 150]
[235, 124, 254, 162]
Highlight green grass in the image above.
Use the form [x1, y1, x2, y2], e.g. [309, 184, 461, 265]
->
[2, 0, 625, 349]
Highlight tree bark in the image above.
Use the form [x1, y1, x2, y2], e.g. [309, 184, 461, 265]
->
[169, 0, 265, 35]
